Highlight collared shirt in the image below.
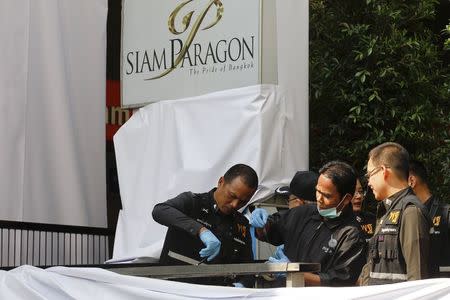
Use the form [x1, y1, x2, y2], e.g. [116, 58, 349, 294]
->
[152, 189, 253, 286]
[263, 204, 367, 286]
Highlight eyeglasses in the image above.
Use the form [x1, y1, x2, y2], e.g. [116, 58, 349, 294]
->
[364, 166, 383, 180]
[354, 190, 367, 197]
[288, 196, 298, 202]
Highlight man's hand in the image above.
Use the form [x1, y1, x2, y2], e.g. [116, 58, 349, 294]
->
[199, 229, 221, 261]
[249, 208, 269, 228]
[267, 245, 290, 279]
[268, 245, 290, 263]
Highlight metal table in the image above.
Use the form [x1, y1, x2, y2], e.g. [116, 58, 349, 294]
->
[98, 261, 320, 287]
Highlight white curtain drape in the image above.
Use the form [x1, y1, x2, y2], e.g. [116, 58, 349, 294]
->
[0, 0, 107, 227]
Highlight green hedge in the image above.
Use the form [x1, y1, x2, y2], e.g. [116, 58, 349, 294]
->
[309, 0, 450, 202]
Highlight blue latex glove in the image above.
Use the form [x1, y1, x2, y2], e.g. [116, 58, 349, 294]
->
[268, 245, 290, 263]
[199, 230, 221, 261]
[267, 245, 290, 279]
[273, 245, 288, 260]
[232, 282, 245, 288]
[249, 208, 269, 228]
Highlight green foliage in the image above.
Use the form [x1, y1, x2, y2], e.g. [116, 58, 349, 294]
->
[444, 23, 450, 50]
[309, 0, 450, 202]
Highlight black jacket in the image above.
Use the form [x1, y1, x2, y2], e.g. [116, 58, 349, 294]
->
[152, 189, 253, 286]
[262, 204, 367, 286]
[426, 196, 450, 276]
[355, 211, 376, 242]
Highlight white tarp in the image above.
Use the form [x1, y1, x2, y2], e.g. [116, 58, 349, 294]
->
[0, 0, 107, 227]
[1, 265, 449, 299]
[112, 84, 307, 260]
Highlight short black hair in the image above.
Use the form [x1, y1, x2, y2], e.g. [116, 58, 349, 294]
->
[319, 161, 357, 198]
[224, 164, 258, 190]
[409, 159, 429, 186]
[368, 142, 409, 181]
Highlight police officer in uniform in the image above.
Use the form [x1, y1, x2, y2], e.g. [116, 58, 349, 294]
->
[250, 161, 367, 286]
[152, 164, 258, 287]
[352, 178, 376, 242]
[359, 142, 430, 285]
[409, 159, 450, 276]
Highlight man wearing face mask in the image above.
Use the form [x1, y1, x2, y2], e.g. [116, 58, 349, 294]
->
[250, 161, 367, 286]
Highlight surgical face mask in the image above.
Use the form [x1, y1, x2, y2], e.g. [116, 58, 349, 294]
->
[317, 195, 347, 219]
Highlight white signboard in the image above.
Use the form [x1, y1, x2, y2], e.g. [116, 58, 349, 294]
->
[121, 0, 261, 107]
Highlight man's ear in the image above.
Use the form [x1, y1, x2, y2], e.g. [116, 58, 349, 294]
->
[218, 176, 224, 187]
[408, 175, 417, 188]
[382, 165, 390, 180]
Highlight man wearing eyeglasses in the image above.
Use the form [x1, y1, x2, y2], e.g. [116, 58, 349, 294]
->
[359, 142, 430, 285]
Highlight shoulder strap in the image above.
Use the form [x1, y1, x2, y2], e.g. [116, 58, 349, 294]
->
[442, 203, 450, 230]
[428, 196, 440, 219]
[401, 193, 431, 226]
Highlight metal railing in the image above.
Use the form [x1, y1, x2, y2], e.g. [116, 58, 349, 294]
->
[0, 220, 114, 269]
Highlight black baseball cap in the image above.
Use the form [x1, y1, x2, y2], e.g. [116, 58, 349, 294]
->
[275, 171, 318, 202]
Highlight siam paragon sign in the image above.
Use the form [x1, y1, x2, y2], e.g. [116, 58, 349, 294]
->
[121, 0, 261, 107]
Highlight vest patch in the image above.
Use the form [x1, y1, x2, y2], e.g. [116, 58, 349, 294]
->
[388, 211, 400, 224]
[429, 227, 441, 235]
[322, 246, 333, 254]
[361, 224, 373, 234]
[381, 227, 398, 234]
[433, 216, 441, 227]
[236, 224, 247, 238]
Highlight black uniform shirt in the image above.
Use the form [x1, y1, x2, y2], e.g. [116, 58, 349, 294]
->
[355, 211, 376, 242]
[152, 189, 253, 286]
[425, 196, 450, 274]
[264, 204, 367, 286]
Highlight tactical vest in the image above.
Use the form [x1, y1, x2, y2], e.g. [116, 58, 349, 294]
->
[368, 193, 428, 285]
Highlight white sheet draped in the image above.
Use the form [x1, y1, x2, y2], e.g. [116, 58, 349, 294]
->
[1, 265, 449, 299]
[0, 0, 107, 226]
[112, 84, 307, 260]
